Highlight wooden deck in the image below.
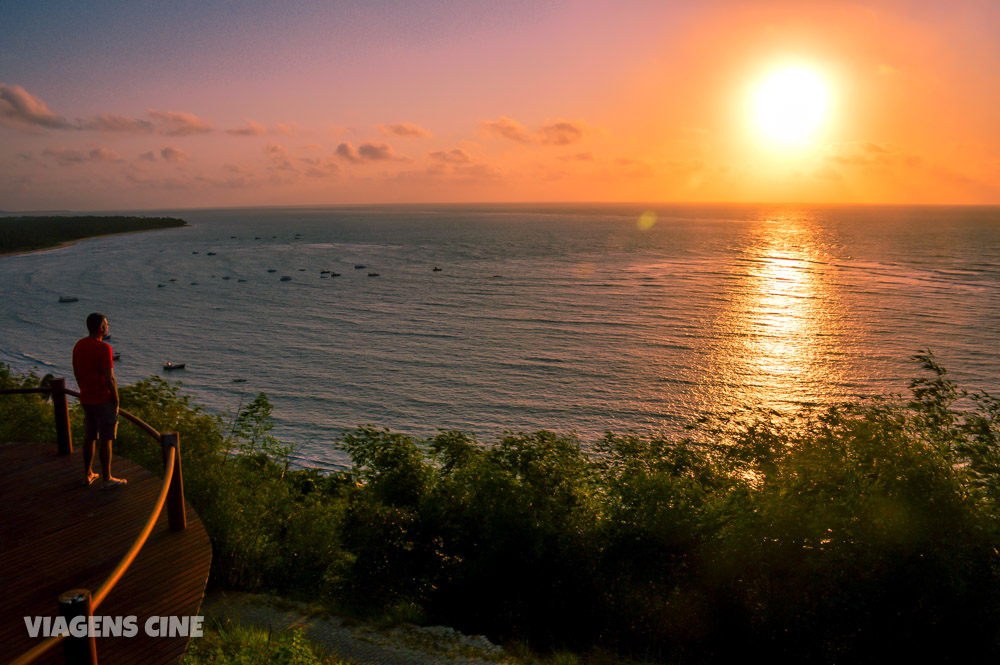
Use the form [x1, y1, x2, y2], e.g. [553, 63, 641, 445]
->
[0, 441, 212, 665]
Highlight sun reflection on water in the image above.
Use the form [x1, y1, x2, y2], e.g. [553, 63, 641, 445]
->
[706, 216, 849, 414]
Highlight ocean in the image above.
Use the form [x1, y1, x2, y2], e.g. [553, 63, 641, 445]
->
[2, 203, 999, 470]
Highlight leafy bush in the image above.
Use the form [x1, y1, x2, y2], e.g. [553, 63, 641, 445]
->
[5, 353, 1000, 663]
[182, 621, 343, 665]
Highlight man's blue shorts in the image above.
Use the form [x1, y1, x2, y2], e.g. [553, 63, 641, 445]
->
[82, 402, 118, 440]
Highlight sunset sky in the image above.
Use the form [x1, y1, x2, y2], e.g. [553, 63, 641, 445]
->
[2, 0, 998, 211]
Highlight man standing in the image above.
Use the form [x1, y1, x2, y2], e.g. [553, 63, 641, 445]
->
[72, 313, 126, 488]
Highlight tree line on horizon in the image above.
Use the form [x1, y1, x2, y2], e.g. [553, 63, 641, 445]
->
[0, 215, 185, 254]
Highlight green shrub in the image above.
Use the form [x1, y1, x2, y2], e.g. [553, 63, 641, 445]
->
[182, 621, 344, 665]
[4, 353, 1000, 662]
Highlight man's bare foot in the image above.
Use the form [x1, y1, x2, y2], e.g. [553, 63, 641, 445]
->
[102, 477, 127, 489]
[83, 472, 99, 486]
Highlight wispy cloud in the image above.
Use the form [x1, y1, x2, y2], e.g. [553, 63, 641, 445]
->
[160, 146, 190, 163]
[43, 146, 122, 165]
[299, 156, 340, 178]
[148, 110, 214, 136]
[227, 120, 268, 136]
[479, 117, 587, 145]
[377, 122, 431, 139]
[81, 113, 155, 133]
[0, 83, 70, 131]
[537, 121, 584, 146]
[429, 148, 472, 164]
[479, 116, 533, 143]
[225, 120, 294, 137]
[825, 142, 920, 168]
[266, 141, 296, 171]
[559, 152, 594, 162]
[453, 163, 501, 179]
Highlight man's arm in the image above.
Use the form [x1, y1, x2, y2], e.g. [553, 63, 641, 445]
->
[103, 367, 119, 410]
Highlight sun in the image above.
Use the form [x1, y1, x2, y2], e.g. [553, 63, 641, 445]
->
[752, 66, 831, 145]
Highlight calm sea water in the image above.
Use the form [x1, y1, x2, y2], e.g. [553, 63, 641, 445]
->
[2, 203, 999, 469]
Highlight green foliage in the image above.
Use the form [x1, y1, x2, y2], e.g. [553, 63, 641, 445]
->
[182, 621, 344, 665]
[0, 364, 56, 443]
[5, 354, 1000, 662]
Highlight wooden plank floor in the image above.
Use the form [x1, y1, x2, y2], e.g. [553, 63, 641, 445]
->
[0, 442, 212, 665]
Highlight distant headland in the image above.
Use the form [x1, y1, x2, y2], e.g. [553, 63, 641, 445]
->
[0, 215, 187, 255]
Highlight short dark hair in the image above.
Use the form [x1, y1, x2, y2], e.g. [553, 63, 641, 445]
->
[86, 313, 106, 334]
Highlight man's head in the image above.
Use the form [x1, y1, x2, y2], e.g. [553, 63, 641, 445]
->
[86, 313, 108, 336]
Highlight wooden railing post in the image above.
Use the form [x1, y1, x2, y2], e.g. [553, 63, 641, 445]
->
[52, 378, 73, 455]
[58, 589, 97, 665]
[161, 432, 187, 531]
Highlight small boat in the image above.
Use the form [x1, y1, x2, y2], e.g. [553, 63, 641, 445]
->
[355, 264, 366, 269]
[157, 283, 166, 288]
[113, 354, 121, 360]
[232, 378, 247, 383]
[320, 270, 331, 274]
[267, 269, 277, 273]
[433, 267, 442, 272]
[192, 251, 199, 254]
[368, 272, 380, 277]
[222, 276, 230, 280]
[163, 362, 185, 371]
[58, 296, 79, 303]
[280, 276, 292, 281]
[207, 251, 216, 256]
[330, 272, 341, 277]
[237, 279, 247, 283]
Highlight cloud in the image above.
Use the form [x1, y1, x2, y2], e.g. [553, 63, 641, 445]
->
[558, 152, 594, 162]
[612, 157, 655, 178]
[224, 120, 294, 137]
[43, 146, 122, 165]
[377, 122, 431, 139]
[335, 142, 362, 163]
[148, 109, 214, 136]
[266, 141, 296, 171]
[429, 149, 472, 164]
[479, 116, 533, 143]
[138, 151, 157, 162]
[300, 156, 340, 178]
[227, 120, 267, 136]
[82, 113, 154, 133]
[336, 141, 399, 163]
[479, 116, 587, 146]
[453, 163, 501, 179]
[0, 83, 70, 131]
[537, 121, 584, 146]
[358, 142, 396, 160]
[160, 146, 190, 163]
[825, 142, 920, 168]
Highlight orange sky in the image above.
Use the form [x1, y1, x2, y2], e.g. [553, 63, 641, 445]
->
[2, 0, 998, 210]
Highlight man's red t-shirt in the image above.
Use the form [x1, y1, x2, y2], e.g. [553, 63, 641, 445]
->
[72, 337, 114, 405]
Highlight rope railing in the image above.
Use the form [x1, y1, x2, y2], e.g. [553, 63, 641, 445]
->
[2, 379, 187, 665]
